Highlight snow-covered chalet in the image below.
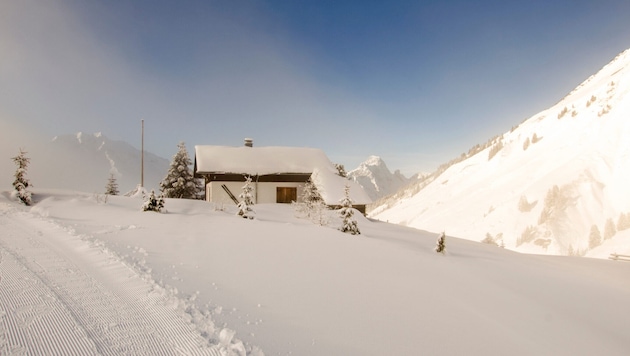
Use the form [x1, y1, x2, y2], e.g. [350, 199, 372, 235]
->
[193, 139, 371, 213]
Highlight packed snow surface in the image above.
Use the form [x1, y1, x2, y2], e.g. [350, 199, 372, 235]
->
[2, 189, 630, 355]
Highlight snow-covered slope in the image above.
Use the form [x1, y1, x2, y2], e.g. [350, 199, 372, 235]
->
[373, 49, 630, 258]
[2, 189, 630, 355]
[1, 131, 169, 194]
[347, 155, 410, 200]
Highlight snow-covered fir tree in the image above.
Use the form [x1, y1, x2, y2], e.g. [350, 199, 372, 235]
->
[160, 142, 202, 199]
[12, 148, 32, 205]
[435, 232, 446, 254]
[588, 224, 602, 249]
[300, 176, 323, 214]
[302, 175, 329, 225]
[105, 173, 119, 195]
[237, 176, 255, 219]
[339, 184, 360, 235]
[143, 190, 165, 212]
[303, 177, 323, 206]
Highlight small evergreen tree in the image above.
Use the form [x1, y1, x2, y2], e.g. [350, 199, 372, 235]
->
[588, 224, 602, 249]
[301, 176, 324, 216]
[143, 190, 165, 212]
[531, 133, 541, 143]
[303, 176, 323, 204]
[435, 232, 446, 254]
[105, 173, 119, 195]
[160, 142, 202, 199]
[481, 233, 498, 246]
[12, 148, 32, 205]
[293, 174, 329, 226]
[339, 184, 360, 235]
[603, 218, 617, 240]
[237, 176, 255, 218]
[617, 212, 630, 231]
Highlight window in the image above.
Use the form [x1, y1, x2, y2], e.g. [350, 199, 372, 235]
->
[276, 187, 297, 203]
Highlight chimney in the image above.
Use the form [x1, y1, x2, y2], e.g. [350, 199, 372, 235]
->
[244, 138, 253, 147]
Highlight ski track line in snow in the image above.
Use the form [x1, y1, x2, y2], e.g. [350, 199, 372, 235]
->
[0, 204, 221, 356]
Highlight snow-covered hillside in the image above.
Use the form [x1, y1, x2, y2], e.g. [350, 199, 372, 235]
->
[2, 189, 630, 355]
[373, 49, 630, 258]
[1, 131, 169, 194]
[347, 155, 410, 200]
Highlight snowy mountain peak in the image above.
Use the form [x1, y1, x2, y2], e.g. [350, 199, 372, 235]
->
[373, 48, 630, 258]
[348, 156, 409, 201]
[363, 155, 386, 167]
[73, 131, 108, 146]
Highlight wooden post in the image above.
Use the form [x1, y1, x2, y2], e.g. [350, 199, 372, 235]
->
[141, 119, 144, 188]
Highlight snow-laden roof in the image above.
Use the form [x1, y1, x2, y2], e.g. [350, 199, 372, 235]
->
[311, 168, 372, 205]
[195, 145, 337, 175]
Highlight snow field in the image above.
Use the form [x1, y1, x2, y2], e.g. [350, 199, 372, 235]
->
[0, 190, 630, 356]
[2, 189, 630, 355]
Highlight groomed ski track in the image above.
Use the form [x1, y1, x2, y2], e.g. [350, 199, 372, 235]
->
[0, 201, 221, 356]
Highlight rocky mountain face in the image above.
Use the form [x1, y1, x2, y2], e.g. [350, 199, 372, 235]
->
[347, 155, 410, 201]
[372, 49, 630, 258]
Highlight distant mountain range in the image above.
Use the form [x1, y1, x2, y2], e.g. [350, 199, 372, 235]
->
[1, 131, 169, 194]
[372, 48, 630, 258]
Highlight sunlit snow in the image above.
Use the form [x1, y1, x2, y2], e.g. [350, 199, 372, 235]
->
[1, 190, 629, 355]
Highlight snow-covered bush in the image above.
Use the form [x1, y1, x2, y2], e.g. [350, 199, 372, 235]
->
[237, 176, 255, 219]
[160, 142, 203, 199]
[12, 148, 32, 205]
[143, 190, 165, 212]
[435, 232, 446, 254]
[339, 184, 360, 235]
[94, 193, 109, 204]
[105, 173, 119, 195]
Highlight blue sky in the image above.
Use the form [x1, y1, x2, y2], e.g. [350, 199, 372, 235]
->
[2, 0, 630, 175]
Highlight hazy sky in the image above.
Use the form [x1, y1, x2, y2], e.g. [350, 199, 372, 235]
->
[2, 0, 630, 175]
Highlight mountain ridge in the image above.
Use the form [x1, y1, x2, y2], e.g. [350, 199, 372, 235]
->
[372, 48, 630, 258]
[0, 130, 170, 194]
